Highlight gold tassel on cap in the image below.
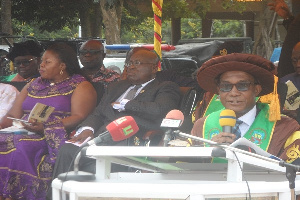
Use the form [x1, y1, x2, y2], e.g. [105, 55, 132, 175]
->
[259, 75, 281, 121]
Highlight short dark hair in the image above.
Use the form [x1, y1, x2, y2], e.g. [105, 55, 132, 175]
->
[6, 40, 44, 61]
[46, 42, 82, 76]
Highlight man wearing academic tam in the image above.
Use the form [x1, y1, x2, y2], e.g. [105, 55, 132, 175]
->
[191, 53, 300, 164]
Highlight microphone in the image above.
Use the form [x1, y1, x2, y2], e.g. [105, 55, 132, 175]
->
[84, 116, 139, 147]
[160, 109, 184, 146]
[58, 116, 139, 181]
[172, 130, 281, 164]
[219, 109, 236, 133]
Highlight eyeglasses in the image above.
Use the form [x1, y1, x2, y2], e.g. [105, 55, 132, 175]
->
[124, 60, 155, 67]
[13, 57, 38, 67]
[218, 81, 256, 92]
[79, 49, 103, 55]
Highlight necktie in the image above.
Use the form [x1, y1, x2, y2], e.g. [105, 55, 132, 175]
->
[124, 85, 142, 100]
[232, 119, 243, 140]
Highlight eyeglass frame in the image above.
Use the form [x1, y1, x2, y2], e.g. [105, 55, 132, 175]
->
[13, 57, 38, 67]
[217, 81, 258, 92]
[124, 60, 156, 67]
[78, 49, 104, 55]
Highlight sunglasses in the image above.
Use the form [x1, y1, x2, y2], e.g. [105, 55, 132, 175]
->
[218, 81, 256, 92]
[13, 57, 37, 67]
[79, 50, 103, 55]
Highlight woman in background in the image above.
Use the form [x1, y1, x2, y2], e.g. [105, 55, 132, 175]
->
[1, 40, 43, 82]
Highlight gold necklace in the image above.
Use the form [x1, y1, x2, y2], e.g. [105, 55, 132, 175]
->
[49, 77, 70, 86]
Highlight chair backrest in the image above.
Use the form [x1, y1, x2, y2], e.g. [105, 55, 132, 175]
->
[0, 81, 27, 91]
[179, 87, 198, 117]
[178, 87, 199, 133]
[142, 87, 199, 144]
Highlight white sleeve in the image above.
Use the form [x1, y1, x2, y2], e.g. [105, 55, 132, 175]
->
[74, 126, 94, 136]
[0, 84, 19, 121]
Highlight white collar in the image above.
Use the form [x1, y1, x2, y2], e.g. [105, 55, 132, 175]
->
[239, 105, 256, 127]
[131, 78, 155, 88]
[141, 78, 155, 87]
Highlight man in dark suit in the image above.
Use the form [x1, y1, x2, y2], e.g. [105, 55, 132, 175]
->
[50, 47, 181, 184]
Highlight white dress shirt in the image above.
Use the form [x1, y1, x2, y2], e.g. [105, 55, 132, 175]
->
[238, 105, 257, 137]
[74, 78, 155, 136]
[113, 78, 155, 111]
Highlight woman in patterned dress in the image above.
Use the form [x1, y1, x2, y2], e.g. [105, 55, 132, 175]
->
[0, 42, 97, 200]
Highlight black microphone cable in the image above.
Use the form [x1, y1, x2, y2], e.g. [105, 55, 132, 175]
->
[232, 150, 251, 200]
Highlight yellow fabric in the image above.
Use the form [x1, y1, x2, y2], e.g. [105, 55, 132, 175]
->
[152, 0, 163, 71]
[259, 75, 281, 121]
[284, 131, 299, 163]
[10, 61, 14, 72]
[285, 143, 300, 163]
[284, 131, 300, 149]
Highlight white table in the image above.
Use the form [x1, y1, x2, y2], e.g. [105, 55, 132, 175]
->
[52, 146, 300, 200]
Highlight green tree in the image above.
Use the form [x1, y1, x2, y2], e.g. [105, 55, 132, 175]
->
[181, 18, 202, 39]
[12, 19, 79, 39]
[120, 16, 244, 44]
[10, 0, 124, 43]
[12, 0, 80, 32]
[211, 20, 244, 37]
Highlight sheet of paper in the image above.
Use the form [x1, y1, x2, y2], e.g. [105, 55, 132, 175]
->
[230, 138, 281, 161]
[284, 80, 300, 110]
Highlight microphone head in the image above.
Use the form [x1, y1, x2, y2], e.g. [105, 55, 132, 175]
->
[166, 109, 184, 124]
[106, 116, 139, 141]
[161, 109, 184, 128]
[219, 109, 236, 127]
[165, 109, 184, 121]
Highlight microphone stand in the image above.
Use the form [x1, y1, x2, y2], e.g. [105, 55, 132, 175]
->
[173, 130, 280, 163]
[279, 161, 300, 200]
[163, 129, 173, 147]
[58, 146, 96, 181]
[173, 130, 300, 200]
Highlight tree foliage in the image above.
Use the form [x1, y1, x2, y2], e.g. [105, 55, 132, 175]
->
[211, 20, 244, 37]
[10, 0, 127, 40]
[163, 0, 195, 19]
[4, 0, 249, 45]
[181, 17, 202, 39]
[12, 19, 79, 39]
[12, 0, 81, 32]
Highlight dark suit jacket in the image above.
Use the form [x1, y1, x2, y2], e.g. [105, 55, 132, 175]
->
[79, 78, 181, 140]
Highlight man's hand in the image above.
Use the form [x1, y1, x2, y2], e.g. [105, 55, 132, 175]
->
[68, 129, 94, 144]
[111, 102, 120, 107]
[211, 132, 236, 144]
[112, 99, 129, 111]
[268, 0, 291, 19]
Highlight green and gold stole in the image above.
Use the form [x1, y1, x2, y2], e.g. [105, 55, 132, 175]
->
[202, 103, 276, 162]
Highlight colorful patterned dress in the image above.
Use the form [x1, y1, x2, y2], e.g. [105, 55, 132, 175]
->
[0, 74, 86, 200]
